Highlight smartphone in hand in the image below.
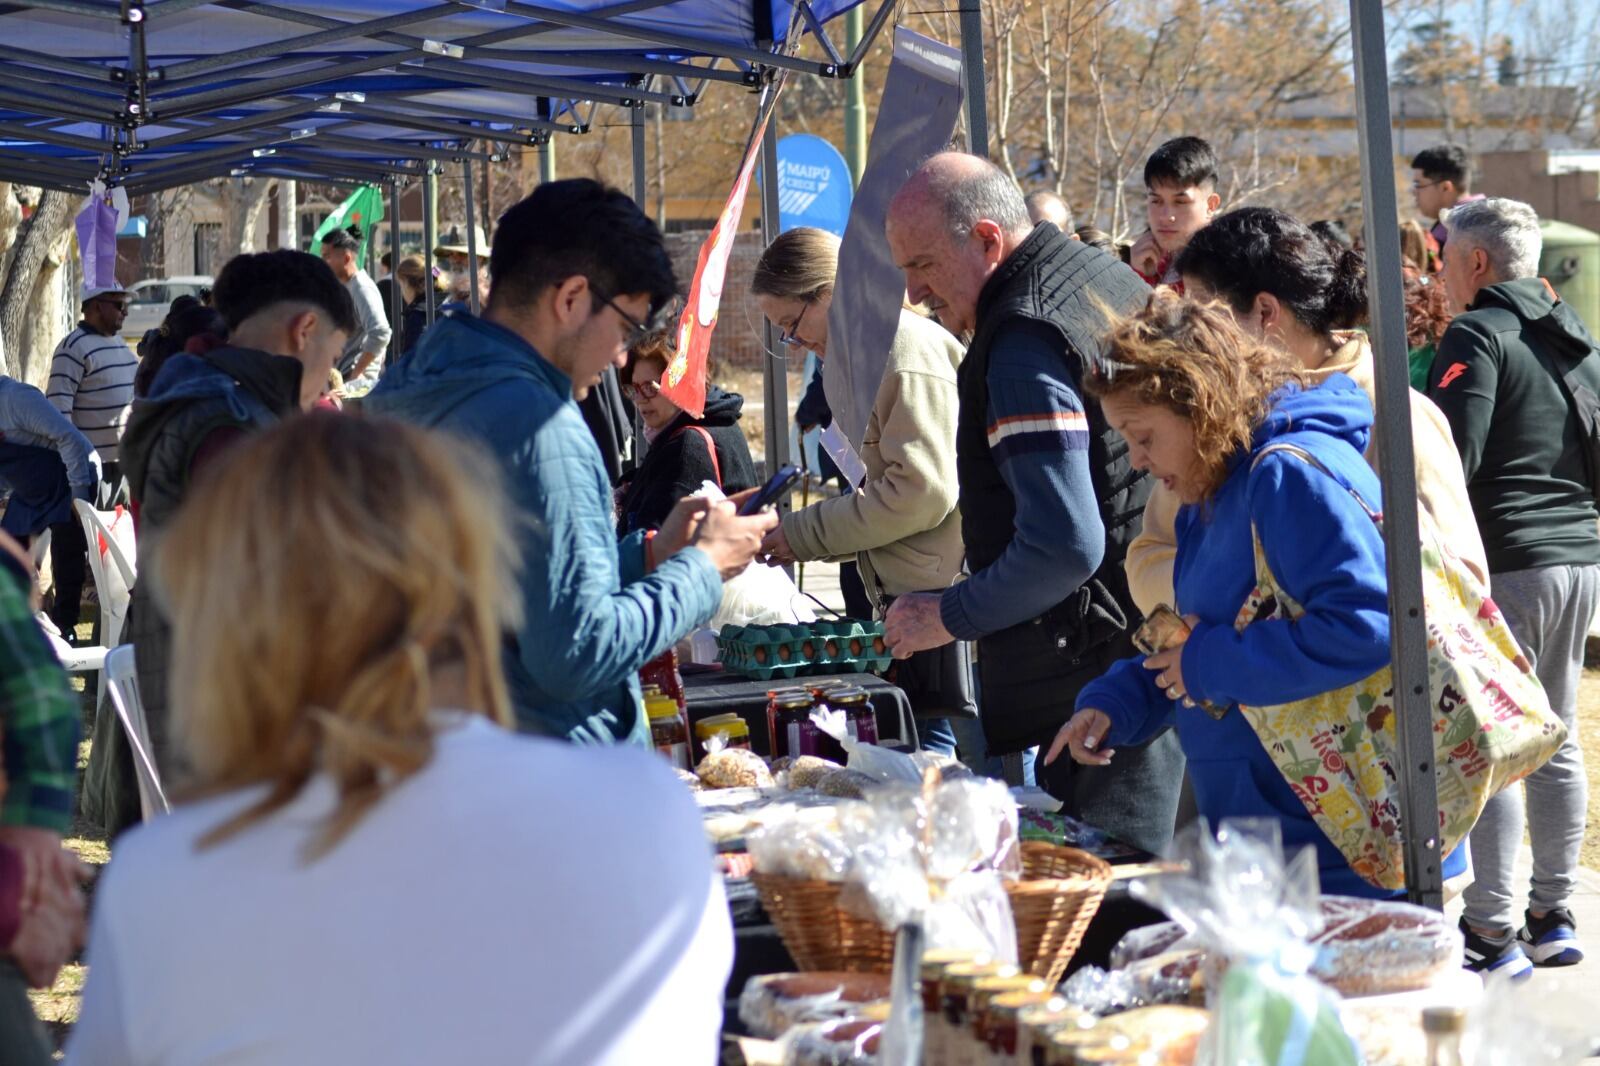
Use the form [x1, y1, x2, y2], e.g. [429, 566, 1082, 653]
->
[739, 464, 803, 516]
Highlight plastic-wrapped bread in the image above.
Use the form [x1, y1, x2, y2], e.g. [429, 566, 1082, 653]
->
[673, 767, 704, 791]
[697, 747, 775, 789]
[1097, 1005, 1209, 1063]
[781, 1017, 883, 1065]
[787, 756, 842, 791]
[1308, 897, 1461, 996]
[1109, 922, 1192, 970]
[815, 767, 877, 799]
[737, 972, 892, 1039]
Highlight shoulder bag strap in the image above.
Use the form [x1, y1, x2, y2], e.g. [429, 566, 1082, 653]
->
[679, 424, 722, 489]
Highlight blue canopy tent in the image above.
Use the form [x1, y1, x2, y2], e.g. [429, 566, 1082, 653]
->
[0, 0, 900, 469]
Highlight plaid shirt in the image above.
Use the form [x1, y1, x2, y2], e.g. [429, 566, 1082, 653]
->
[0, 567, 78, 833]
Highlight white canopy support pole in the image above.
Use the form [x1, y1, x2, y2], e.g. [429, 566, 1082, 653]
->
[1349, 0, 1444, 909]
[278, 178, 296, 251]
[387, 179, 403, 335]
[422, 163, 438, 328]
[463, 155, 482, 316]
[759, 108, 792, 494]
[630, 103, 647, 210]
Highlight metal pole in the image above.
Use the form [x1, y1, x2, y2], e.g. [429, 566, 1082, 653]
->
[958, 0, 989, 157]
[1349, 0, 1442, 909]
[759, 114, 793, 494]
[463, 156, 482, 315]
[278, 179, 297, 250]
[844, 5, 866, 188]
[388, 179, 403, 346]
[422, 164, 438, 328]
[539, 137, 556, 184]
[630, 104, 647, 211]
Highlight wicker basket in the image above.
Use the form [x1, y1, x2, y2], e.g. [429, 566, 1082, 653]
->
[751, 842, 1113, 984]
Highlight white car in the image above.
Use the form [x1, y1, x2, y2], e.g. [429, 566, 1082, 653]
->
[121, 275, 212, 344]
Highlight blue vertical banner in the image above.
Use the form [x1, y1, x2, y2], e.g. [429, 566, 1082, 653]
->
[775, 134, 852, 236]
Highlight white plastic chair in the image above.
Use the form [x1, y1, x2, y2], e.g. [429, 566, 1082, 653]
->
[104, 644, 168, 819]
[70, 500, 137, 703]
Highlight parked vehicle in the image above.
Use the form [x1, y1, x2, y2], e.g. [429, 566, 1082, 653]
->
[122, 276, 212, 342]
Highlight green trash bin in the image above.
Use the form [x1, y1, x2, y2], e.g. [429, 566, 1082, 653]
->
[1540, 220, 1600, 339]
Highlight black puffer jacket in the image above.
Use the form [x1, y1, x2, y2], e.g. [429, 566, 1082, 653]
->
[617, 385, 758, 534]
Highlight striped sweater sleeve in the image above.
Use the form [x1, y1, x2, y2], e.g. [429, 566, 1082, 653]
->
[940, 319, 1105, 639]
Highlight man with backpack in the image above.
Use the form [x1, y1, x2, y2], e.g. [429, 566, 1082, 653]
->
[1428, 196, 1600, 978]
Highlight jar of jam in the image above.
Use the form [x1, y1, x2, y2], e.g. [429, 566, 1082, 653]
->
[827, 685, 879, 746]
[1020, 1004, 1096, 1066]
[970, 976, 1046, 1047]
[767, 687, 821, 760]
[919, 949, 982, 1066]
[638, 647, 686, 710]
[980, 986, 1054, 1054]
[941, 963, 1017, 1064]
[693, 713, 751, 762]
[644, 686, 689, 770]
[1046, 1030, 1107, 1066]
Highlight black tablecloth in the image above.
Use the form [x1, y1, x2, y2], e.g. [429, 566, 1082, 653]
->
[681, 668, 916, 756]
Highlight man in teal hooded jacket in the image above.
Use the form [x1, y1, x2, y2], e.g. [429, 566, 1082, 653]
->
[368, 180, 775, 745]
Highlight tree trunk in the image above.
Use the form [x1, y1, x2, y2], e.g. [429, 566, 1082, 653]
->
[0, 188, 76, 379]
[18, 220, 77, 388]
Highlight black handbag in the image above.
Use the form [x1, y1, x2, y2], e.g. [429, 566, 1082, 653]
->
[887, 638, 979, 720]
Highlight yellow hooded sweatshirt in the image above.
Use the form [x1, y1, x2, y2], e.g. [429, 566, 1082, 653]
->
[1125, 332, 1489, 614]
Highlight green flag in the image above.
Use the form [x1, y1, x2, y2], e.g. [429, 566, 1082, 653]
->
[309, 185, 385, 269]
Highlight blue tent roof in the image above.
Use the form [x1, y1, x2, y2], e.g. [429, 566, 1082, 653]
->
[0, 0, 886, 194]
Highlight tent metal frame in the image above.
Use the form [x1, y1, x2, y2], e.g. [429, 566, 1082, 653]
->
[0, 0, 895, 190]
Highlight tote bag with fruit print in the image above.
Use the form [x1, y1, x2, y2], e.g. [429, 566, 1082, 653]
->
[1231, 442, 1565, 891]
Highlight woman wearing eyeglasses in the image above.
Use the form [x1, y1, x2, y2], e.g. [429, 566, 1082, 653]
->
[750, 227, 971, 753]
[615, 333, 757, 535]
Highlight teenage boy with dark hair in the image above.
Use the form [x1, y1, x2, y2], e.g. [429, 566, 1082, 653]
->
[1411, 144, 1483, 254]
[368, 179, 776, 746]
[86, 249, 357, 837]
[1130, 136, 1222, 288]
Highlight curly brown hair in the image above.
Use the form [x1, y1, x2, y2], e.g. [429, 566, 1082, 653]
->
[1404, 273, 1453, 351]
[1086, 290, 1306, 501]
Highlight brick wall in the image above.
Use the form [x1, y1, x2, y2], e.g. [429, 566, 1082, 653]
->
[664, 228, 770, 373]
[1479, 151, 1600, 235]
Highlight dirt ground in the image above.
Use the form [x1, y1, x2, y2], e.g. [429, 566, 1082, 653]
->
[1575, 660, 1600, 871]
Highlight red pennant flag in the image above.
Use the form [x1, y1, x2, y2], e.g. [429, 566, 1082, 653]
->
[664, 108, 776, 419]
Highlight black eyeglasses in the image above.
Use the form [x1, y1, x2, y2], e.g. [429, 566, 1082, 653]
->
[777, 299, 812, 348]
[591, 284, 653, 349]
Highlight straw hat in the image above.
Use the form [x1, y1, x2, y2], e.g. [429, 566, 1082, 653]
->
[433, 224, 490, 257]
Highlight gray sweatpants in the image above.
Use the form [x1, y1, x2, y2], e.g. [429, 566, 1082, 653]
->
[1462, 563, 1600, 933]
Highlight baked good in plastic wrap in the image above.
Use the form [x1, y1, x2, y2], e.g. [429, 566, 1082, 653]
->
[747, 801, 866, 881]
[673, 767, 704, 791]
[787, 756, 843, 791]
[738, 972, 892, 1039]
[816, 767, 879, 799]
[1306, 896, 1461, 997]
[1097, 1005, 1210, 1064]
[1108, 898, 1460, 999]
[697, 746, 775, 789]
[780, 1017, 882, 1065]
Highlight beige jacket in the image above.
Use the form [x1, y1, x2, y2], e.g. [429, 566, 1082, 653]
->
[1125, 332, 1489, 614]
[782, 310, 965, 606]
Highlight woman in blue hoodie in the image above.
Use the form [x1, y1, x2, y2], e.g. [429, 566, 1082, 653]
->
[1045, 291, 1466, 898]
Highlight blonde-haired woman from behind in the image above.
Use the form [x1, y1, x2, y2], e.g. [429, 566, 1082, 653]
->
[67, 414, 731, 1066]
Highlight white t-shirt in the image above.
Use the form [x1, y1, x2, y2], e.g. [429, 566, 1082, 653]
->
[66, 715, 732, 1066]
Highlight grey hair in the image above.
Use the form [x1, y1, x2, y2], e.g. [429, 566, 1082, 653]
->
[1446, 197, 1542, 280]
[937, 160, 1032, 240]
